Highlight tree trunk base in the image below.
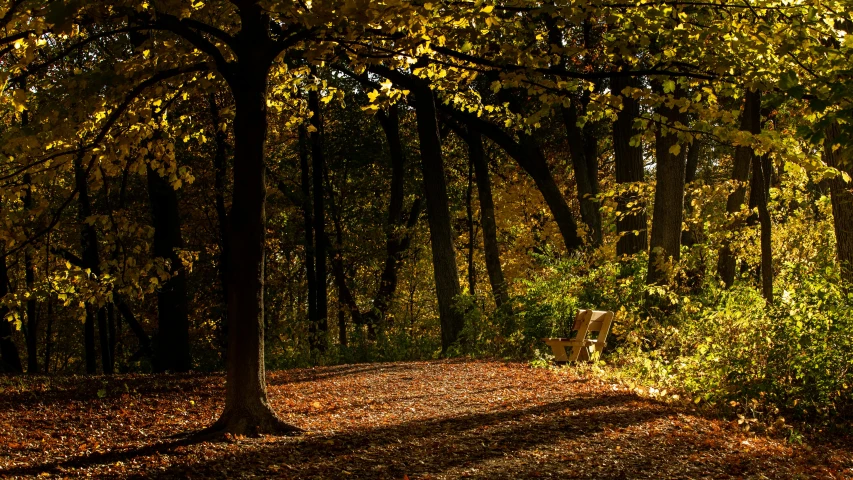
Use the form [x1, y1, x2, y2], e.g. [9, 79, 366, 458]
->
[200, 406, 302, 438]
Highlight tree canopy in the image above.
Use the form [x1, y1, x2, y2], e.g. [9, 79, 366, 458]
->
[1, 0, 853, 435]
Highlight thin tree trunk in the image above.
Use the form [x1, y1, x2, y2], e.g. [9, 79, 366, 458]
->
[308, 90, 328, 351]
[562, 104, 602, 244]
[43, 234, 53, 373]
[824, 123, 853, 283]
[611, 75, 648, 258]
[114, 295, 152, 358]
[97, 304, 112, 374]
[519, 135, 584, 250]
[330, 107, 422, 329]
[0, 229, 23, 373]
[682, 140, 703, 248]
[717, 90, 761, 287]
[752, 154, 773, 302]
[337, 308, 347, 346]
[465, 156, 476, 295]
[369, 107, 417, 324]
[107, 302, 116, 368]
[439, 107, 583, 251]
[147, 161, 191, 372]
[209, 93, 231, 356]
[43, 296, 53, 374]
[23, 173, 38, 374]
[646, 84, 688, 286]
[299, 124, 318, 343]
[464, 128, 508, 308]
[73, 155, 99, 374]
[414, 83, 464, 352]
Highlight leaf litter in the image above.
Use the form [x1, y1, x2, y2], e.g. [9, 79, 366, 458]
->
[0, 360, 850, 479]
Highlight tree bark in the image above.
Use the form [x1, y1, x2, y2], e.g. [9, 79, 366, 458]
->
[717, 90, 761, 287]
[413, 83, 465, 352]
[209, 93, 231, 356]
[97, 303, 112, 374]
[146, 160, 191, 372]
[562, 103, 602, 245]
[463, 128, 508, 308]
[23, 173, 38, 374]
[308, 90, 328, 351]
[73, 156, 100, 374]
[646, 85, 688, 286]
[0, 228, 23, 373]
[824, 123, 853, 283]
[682, 140, 703, 248]
[210, 8, 297, 434]
[299, 124, 318, 341]
[465, 156, 477, 295]
[752, 154, 773, 302]
[611, 75, 648, 258]
[107, 302, 117, 368]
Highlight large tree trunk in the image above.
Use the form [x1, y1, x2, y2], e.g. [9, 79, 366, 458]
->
[308, 90, 328, 352]
[23, 173, 38, 374]
[646, 85, 688, 286]
[73, 156, 101, 374]
[562, 103, 602, 245]
[147, 161, 191, 372]
[824, 123, 853, 283]
[211, 13, 297, 433]
[413, 83, 464, 352]
[209, 93, 231, 356]
[611, 75, 648, 258]
[717, 90, 761, 287]
[0, 229, 23, 373]
[464, 128, 508, 308]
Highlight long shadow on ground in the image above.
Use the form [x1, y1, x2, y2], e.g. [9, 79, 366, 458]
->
[5, 393, 649, 478]
[1, 361, 850, 479]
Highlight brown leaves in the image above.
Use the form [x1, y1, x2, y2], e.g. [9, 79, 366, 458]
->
[0, 362, 851, 479]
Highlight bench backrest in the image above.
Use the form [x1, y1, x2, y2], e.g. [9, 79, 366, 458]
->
[572, 309, 614, 356]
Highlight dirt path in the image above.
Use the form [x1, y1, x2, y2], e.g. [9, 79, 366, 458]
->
[1, 360, 850, 479]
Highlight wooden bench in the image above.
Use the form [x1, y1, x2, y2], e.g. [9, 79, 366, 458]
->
[542, 309, 614, 362]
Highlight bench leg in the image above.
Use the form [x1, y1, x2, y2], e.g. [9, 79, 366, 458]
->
[547, 344, 569, 362]
[568, 343, 585, 362]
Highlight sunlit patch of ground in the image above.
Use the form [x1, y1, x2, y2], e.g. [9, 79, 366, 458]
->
[1, 360, 850, 479]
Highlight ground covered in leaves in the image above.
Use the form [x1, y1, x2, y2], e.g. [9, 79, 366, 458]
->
[1, 360, 851, 479]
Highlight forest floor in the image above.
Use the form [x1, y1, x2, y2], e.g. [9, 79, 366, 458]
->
[0, 360, 851, 479]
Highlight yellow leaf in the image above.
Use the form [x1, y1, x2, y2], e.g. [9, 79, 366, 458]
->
[481, 5, 494, 13]
[669, 144, 681, 156]
[12, 89, 26, 112]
